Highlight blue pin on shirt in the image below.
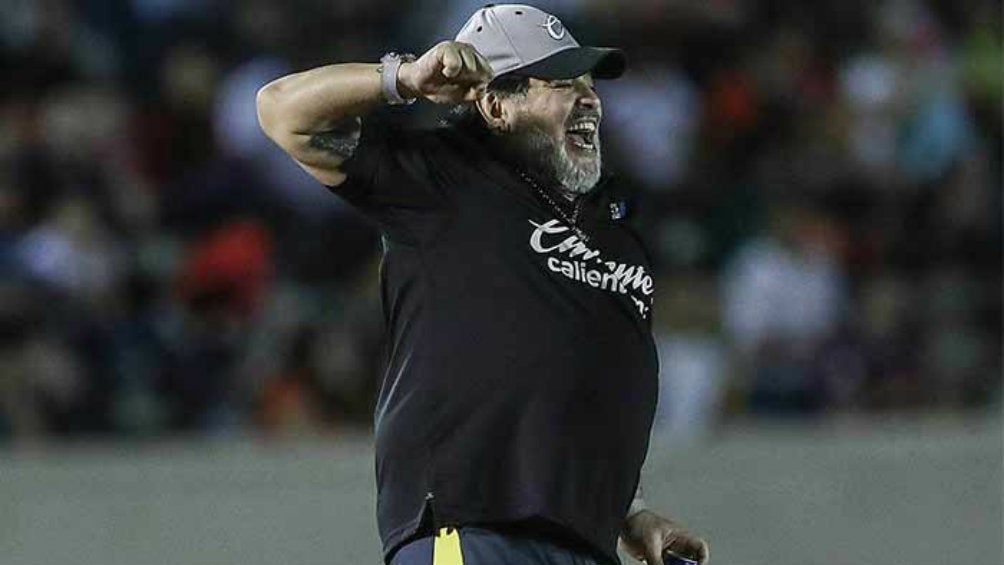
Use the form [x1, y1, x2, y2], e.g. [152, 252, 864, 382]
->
[609, 200, 627, 220]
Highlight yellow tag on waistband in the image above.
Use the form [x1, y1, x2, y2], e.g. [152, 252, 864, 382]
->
[433, 527, 464, 565]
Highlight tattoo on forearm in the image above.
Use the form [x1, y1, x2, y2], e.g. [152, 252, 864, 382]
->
[308, 117, 361, 159]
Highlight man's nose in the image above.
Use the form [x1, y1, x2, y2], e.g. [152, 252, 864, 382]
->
[576, 85, 601, 112]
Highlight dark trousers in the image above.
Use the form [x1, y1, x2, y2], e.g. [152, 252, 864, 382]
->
[389, 527, 606, 565]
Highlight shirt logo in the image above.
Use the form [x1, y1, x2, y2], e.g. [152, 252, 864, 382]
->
[529, 219, 653, 318]
[541, 15, 565, 41]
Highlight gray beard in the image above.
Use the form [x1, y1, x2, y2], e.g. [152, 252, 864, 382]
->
[503, 121, 602, 196]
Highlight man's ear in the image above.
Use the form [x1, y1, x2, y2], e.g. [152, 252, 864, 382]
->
[476, 92, 508, 132]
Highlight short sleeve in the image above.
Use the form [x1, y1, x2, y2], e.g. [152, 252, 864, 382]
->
[327, 119, 448, 212]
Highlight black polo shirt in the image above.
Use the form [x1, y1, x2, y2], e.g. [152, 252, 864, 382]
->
[330, 117, 659, 564]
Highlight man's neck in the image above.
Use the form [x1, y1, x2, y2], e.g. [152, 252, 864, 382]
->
[491, 137, 575, 198]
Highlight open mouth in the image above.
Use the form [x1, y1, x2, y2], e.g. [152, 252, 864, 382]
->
[565, 119, 598, 151]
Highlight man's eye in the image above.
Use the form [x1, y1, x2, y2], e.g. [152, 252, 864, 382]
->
[551, 82, 574, 89]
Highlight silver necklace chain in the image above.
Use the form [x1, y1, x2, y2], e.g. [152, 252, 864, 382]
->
[518, 171, 589, 243]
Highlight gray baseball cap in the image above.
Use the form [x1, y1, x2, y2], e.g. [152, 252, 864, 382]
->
[454, 4, 626, 81]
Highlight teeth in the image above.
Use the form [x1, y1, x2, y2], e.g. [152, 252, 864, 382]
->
[566, 119, 598, 151]
[568, 121, 597, 133]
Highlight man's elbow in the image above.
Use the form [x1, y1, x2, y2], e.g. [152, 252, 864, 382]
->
[255, 83, 281, 141]
[256, 82, 303, 157]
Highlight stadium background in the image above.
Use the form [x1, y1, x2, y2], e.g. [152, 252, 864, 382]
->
[0, 1, 1000, 564]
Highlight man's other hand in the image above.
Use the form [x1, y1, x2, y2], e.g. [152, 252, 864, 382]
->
[619, 509, 710, 565]
[398, 41, 494, 104]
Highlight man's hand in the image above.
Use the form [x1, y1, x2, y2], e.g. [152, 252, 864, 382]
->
[619, 510, 710, 565]
[398, 41, 494, 104]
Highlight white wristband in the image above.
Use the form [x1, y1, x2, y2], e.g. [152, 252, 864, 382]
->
[380, 52, 416, 105]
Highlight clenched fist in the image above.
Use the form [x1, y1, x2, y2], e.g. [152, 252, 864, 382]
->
[398, 41, 494, 104]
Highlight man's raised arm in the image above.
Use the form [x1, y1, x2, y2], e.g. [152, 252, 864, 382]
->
[255, 42, 493, 187]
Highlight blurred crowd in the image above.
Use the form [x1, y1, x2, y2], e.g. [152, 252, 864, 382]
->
[0, 0, 1000, 443]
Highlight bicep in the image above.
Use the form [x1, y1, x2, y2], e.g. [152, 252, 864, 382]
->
[281, 116, 362, 187]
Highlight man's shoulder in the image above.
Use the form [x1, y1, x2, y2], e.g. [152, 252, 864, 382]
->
[358, 116, 477, 155]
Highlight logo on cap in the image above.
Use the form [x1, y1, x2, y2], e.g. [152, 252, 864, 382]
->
[541, 15, 565, 40]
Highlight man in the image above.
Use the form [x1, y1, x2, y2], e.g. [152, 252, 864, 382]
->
[257, 5, 710, 565]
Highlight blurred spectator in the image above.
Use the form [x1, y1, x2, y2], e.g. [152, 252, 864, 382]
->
[16, 197, 124, 304]
[652, 273, 729, 441]
[158, 219, 272, 432]
[601, 53, 702, 191]
[721, 202, 849, 414]
[257, 326, 328, 435]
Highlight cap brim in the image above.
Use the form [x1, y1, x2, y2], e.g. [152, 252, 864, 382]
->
[517, 46, 626, 80]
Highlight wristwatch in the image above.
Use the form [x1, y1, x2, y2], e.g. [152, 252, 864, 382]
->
[379, 52, 417, 105]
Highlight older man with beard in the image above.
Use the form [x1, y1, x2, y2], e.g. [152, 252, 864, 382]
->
[257, 5, 709, 565]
